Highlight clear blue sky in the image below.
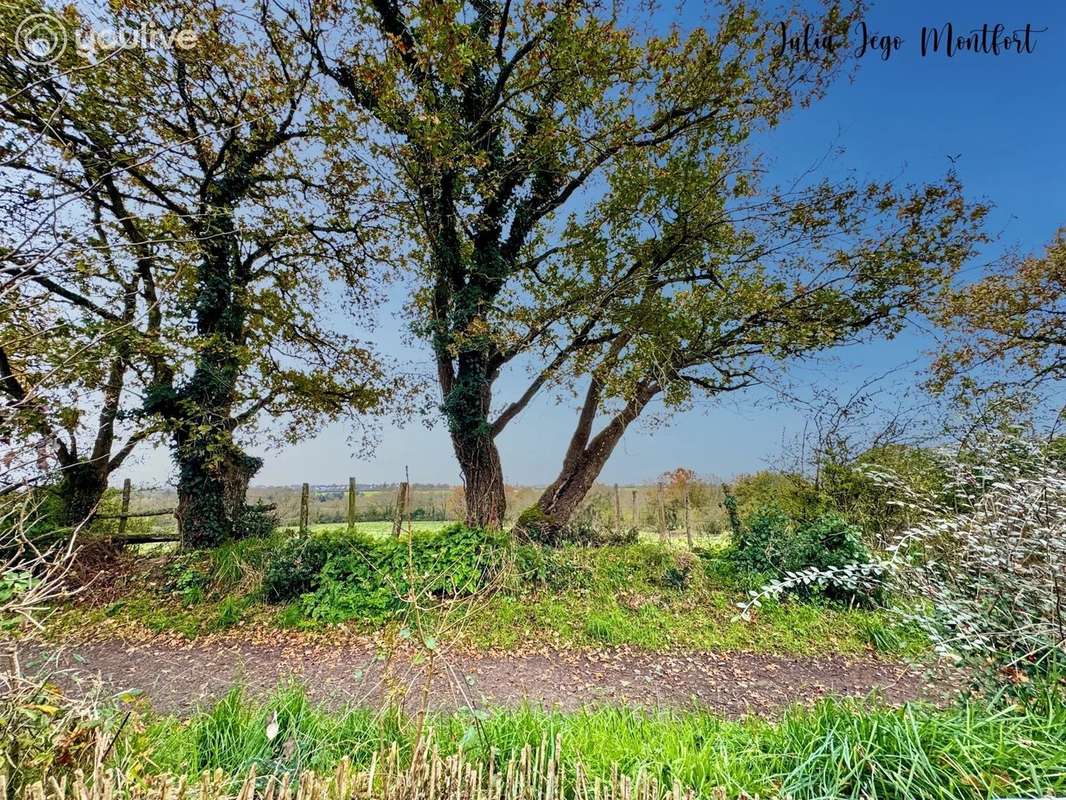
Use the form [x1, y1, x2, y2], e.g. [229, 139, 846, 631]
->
[117, 0, 1066, 489]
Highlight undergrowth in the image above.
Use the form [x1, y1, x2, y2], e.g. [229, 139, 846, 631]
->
[46, 530, 924, 657]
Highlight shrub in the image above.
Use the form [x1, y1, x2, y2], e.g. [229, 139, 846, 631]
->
[733, 507, 880, 606]
[261, 532, 344, 602]
[742, 435, 1066, 697]
[732, 506, 792, 575]
[237, 503, 278, 539]
[301, 551, 400, 622]
[699, 516, 724, 538]
[876, 436, 1066, 691]
[510, 544, 592, 592]
[564, 507, 638, 546]
[731, 471, 824, 524]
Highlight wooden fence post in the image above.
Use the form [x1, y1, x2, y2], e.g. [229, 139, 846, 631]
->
[300, 483, 310, 533]
[685, 486, 692, 550]
[613, 483, 622, 531]
[117, 478, 131, 536]
[347, 477, 357, 533]
[631, 490, 638, 528]
[392, 482, 409, 537]
[656, 482, 666, 543]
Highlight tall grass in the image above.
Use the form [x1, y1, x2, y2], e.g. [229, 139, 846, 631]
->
[116, 683, 1066, 799]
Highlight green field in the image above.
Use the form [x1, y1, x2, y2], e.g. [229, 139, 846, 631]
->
[280, 520, 455, 537]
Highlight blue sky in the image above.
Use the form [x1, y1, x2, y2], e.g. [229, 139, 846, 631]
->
[116, 0, 1066, 489]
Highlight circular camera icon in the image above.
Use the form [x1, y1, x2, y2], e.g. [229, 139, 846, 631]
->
[14, 13, 68, 66]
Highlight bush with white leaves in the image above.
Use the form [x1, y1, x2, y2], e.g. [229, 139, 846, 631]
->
[741, 435, 1066, 687]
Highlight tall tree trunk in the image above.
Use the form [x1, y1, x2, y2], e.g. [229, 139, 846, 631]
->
[535, 381, 659, 530]
[453, 428, 505, 528]
[55, 460, 109, 529]
[174, 431, 261, 548]
[157, 201, 255, 549]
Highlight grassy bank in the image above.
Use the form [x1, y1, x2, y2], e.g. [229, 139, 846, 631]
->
[47, 533, 923, 657]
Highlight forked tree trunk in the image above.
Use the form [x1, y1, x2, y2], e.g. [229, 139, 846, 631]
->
[535, 381, 659, 531]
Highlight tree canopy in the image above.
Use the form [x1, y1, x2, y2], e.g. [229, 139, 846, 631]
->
[931, 227, 1065, 428]
[289, 0, 871, 526]
[279, 0, 987, 528]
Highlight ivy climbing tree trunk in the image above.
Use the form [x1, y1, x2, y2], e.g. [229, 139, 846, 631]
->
[452, 428, 505, 529]
[438, 343, 506, 528]
[148, 202, 262, 548]
[174, 432, 262, 548]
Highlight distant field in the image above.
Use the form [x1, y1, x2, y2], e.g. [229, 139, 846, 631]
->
[279, 520, 455, 537]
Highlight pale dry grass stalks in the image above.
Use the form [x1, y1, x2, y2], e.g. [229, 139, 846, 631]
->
[3, 735, 702, 800]
[1, 497, 93, 789]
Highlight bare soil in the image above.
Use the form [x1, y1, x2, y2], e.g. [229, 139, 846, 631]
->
[19, 635, 948, 718]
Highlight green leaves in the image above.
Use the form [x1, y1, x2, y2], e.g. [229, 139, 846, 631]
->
[263, 525, 508, 624]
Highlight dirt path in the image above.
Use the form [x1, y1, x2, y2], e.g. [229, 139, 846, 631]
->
[20, 636, 946, 718]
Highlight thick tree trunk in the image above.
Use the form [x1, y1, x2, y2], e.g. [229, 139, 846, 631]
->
[453, 429, 505, 529]
[160, 202, 257, 550]
[55, 460, 109, 529]
[536, 435, 626, 526]
[438, 339, 507, 528]
[535, 382, 659, 531]
[174, 433, 262, 549]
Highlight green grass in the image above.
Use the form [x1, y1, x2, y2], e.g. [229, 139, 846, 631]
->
[115, 682, 1066, 799]
[439, 541, 925, 655]
[450, 592, 907, 654]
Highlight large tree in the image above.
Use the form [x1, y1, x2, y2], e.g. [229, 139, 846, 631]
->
[1, 0, 388, 543]
[296, 0, 859, 527]
[528, 172, 985, 527]
[0, 172, 159, 525]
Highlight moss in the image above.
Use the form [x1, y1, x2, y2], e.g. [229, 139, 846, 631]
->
[512, 505, 566, 545]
